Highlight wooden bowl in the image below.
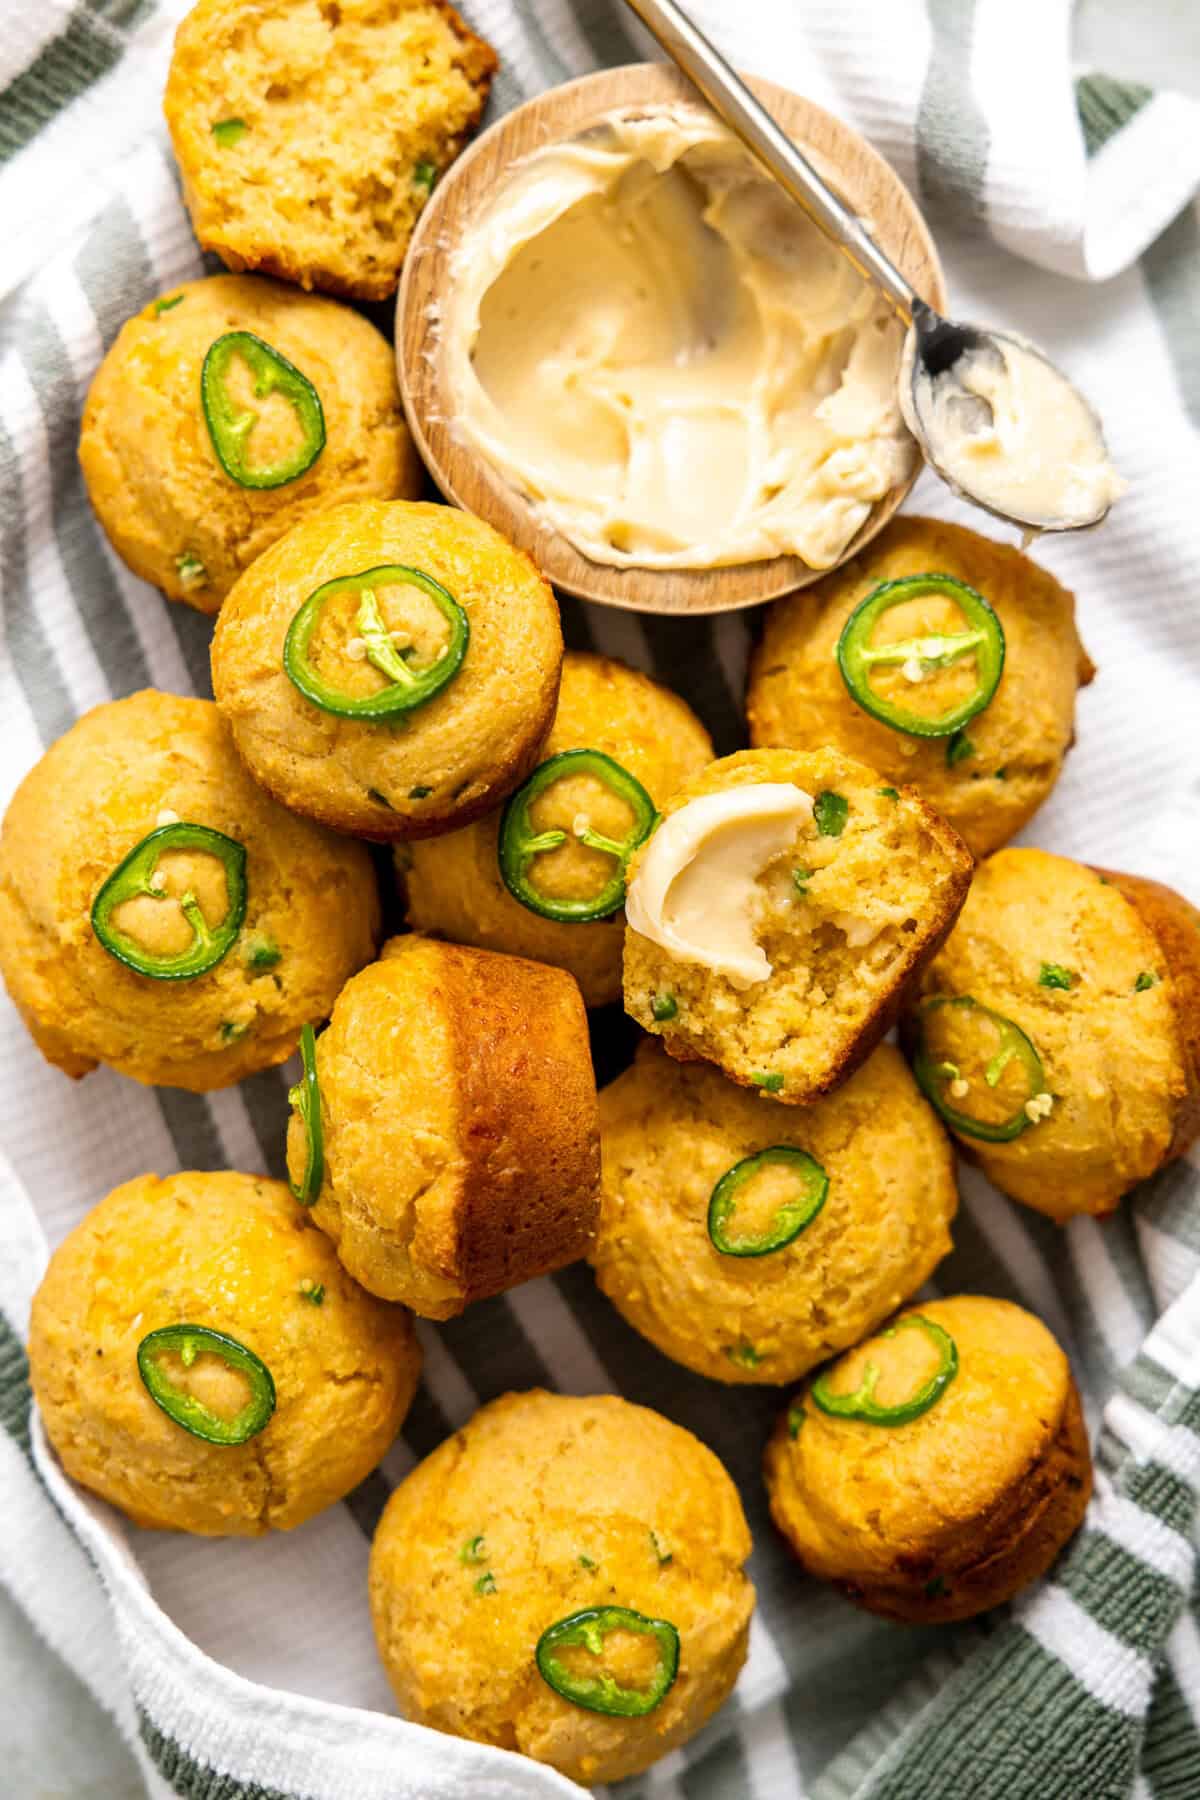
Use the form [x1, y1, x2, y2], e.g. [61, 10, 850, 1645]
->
[395, 64, 946, 616]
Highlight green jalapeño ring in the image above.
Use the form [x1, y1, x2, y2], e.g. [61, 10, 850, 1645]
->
[913, 995, 1046, 1143]
[535, 1606, 680, 1717]
[811, 1314, 958, 1426]
[283, 564, 469, 721]
[836, 574, 1005, 738]
[498, 750, 657, 923]
[200, 330, 325, 488]
[287, 1023, 324, 1206]
[90, 822, 247, 980]
[137, 1324, 276, 1445]
[707, 1146, 829, 1257]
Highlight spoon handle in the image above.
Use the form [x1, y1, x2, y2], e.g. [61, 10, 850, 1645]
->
[621, 0, 917, 320]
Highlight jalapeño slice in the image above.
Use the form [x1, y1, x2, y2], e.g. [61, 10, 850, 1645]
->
[137, 1324, 275, 1445]
[811, 1314, 958, 1426]
[707, 1147, 828, 1257]
[837, 574, 1005, 738]
[287, 1023, 324, 1206]
[498, 750, 657, 923]
[201, 331, 325, 488]
[283, 565, 469, 721]
[535, 1606, 680, 1717]
[913, 994, 1046, 1143]
[91, 822, 247, 980]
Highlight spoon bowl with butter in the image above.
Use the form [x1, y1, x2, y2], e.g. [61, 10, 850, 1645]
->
[626, 0, 1123, 536]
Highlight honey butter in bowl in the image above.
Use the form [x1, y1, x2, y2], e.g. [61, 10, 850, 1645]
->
[397, 65, 945, 614]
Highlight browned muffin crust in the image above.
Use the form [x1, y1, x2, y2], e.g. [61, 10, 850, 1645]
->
[1092, 868, 1200, 1166]
[763, 1296, 1092, 1624]
[289, 935, 600, 1316]
[808, 1380, 1092, 1624]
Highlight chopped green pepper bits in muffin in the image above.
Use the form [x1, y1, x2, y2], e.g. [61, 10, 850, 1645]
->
[175, 550, 207, 587]
[244, 933, 281, 972]
[211, 117, 248, 147]
[651, 991, 678, 1022]
[1038, 962, 1075, 990]
[813, 790, 848, 837]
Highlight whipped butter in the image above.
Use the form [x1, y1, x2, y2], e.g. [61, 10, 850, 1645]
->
[901, 329, 1124, 529]
[445, 108, 915, 570]
[624, 784, 813, 987]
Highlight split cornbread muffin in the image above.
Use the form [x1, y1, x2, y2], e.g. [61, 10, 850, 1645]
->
[370, 1391, 754, 1784]
[30, 1172, 421, 1536]
[401, 651, 714, 1006]
[212, 499, 563, 840]
[0, 690, 379, 1091]
[285, 936, 600, 1317]
[747, 515, 1095, 857]
[623, 746, 974, 1103]
[905, 847, 1200, 1220]
[165, 0, 497, 300]
[764, 1295, 1091, 1623]
[79, 273, 422, 611]
[592, 1039, 957, 1385]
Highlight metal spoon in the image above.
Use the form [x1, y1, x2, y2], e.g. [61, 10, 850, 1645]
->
[620, 0, 1117, 534]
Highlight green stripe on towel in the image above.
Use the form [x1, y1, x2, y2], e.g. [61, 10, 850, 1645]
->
[1076, 73, 1153, 157]
[139, 1711, 300, 1800]
[0, 1, 152, 167]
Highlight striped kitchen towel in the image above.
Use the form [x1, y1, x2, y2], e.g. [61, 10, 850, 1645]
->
[1, 3, 1199, 1798]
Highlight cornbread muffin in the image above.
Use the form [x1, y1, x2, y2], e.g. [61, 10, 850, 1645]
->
[212, 500, 563, 840]
[165, 0, 497, 301]
[905, 847, 1200, 1221]
[592, 1040, 957, 1385]
[30, 1172, 421, 1537]
[286, 936, 599, 1316]
[400, 652, 714, 1006]
[79, 274, 422, 612]
[623, 746, 973, 1104]
[747, 517, 1095, 857]
[0, 691, 379, 1091]
[765, 1295, 1091, 1623]
[370, 1391, 754, 1784]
